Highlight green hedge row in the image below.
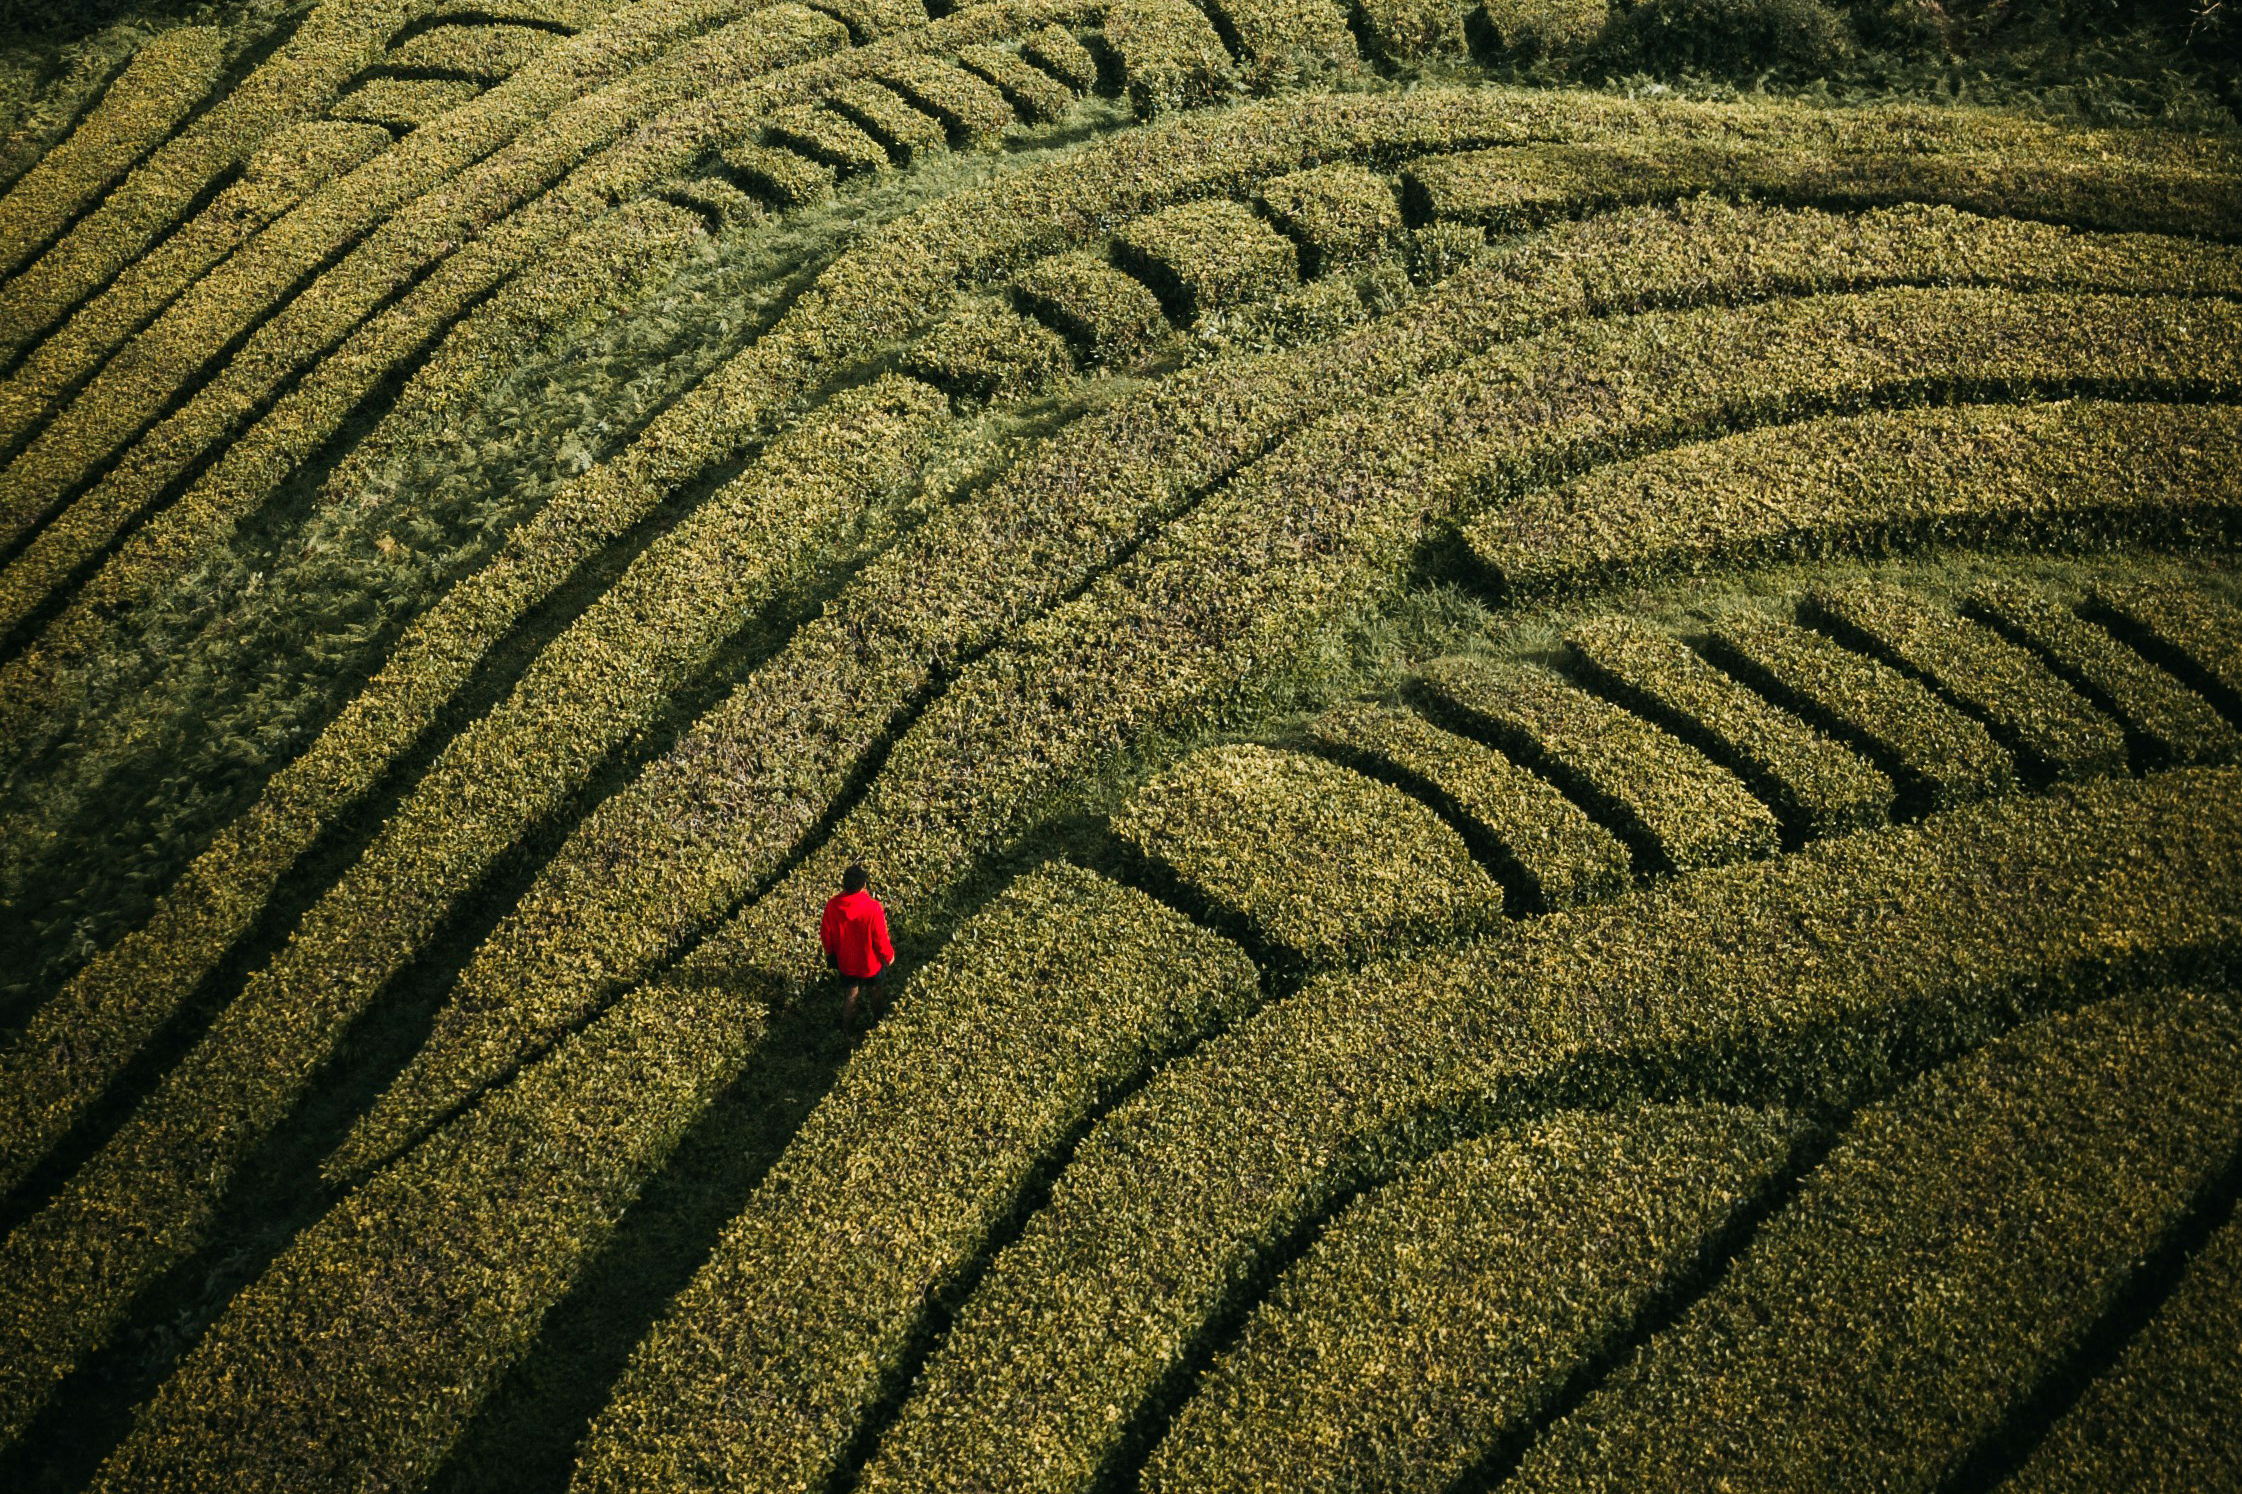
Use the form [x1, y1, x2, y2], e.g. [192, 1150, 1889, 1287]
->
[958, 39, 1079, 122]
[1012, 249, 1173, 362]
[330, 74, 486, 129]
[1399, 125, 2242, 239]
[824, 77, 947, 161]
[1305, 699, 1629, 911]
[873, 52, 1014, 140]
[1702, 616, 2014, 815]
[1144, 1104, 1804, 1494]
[1113, 198, 1300, 321]
[2008, 1213, 2242, 1494]
[91, 864, 1253, 1494]
[0, 380, 948, 1439]
[1354, 0, 1468, 61]
[1804, 580, 2127, 783]
[1417, 656, 1782, 875]
[1102, 0, 1237, 115]
[572, 864, 1256, 1494]
[768, 96, 891, 173]
[718, 136, 837, 204]
[1109, 742, 1503, 965]
[851, 770, 2242, 1494]
[0, 117, 395, 471]
[1463, 400, 2242, 604]
[1968, 580, 2242, 770]
[0, 24, 224, 283]
[1508, 985, 2242, 1492]
[901, 298, 1074, 402]
[1256, 161, 1400, 275]
[0, 0, 860, 643]
[385, 19, 561, 79]
[0, 194, 706, 1197]
[361, 277, 2242, 1194]
[1020, 18, 1098, 88]
[1199, 0, 1358, 90]
[0, 0, 424, 365]
[2089, 581, 2242, 724]
[1477, 0, 1610, 56]
[1565, 615, 1894, 840]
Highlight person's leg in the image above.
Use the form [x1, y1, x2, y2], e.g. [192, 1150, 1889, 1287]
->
[841, 980, 861, 1025]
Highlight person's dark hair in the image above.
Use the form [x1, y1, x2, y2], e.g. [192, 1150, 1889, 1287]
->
[842, 864, 869, 893]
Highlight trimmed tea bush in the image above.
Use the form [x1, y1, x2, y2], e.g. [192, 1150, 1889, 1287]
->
[767, 100, 893, 173]
[1104, 0, 1238, 115]
[1113, 198, 1301, 320]
[2088, 581, 2242, 722]
[1257, 162, 1401, 274]
[1306, 700, 1630, 911]
[958, 40, 1078, 121]
[1012, 249, 1173, 361]
[384, 21, 559, 80]
[1416, 656, 1781, 875]
[1355, 0, 1467, 62]
[1144, 1104, 1805, 1494]
[1805, 581, 2127, 782]
[1969, 580, 2242, 769]
[1566, 616, 1894, 839]
[902, 299, 1074, 401]
[1110, 743, 1503, 964]
[719, 138, 835, 204]
[1463, 401, 2242, 603]
[1506, 984, 2242, 1493]
[1702, 617, 2014, 813]
[826, 78, 948, 160]
[873, 53, 1016, 141]
[330, 75, 487, 129]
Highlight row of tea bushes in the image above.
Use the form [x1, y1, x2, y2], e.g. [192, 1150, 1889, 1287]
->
[1102, 0, 1237, 116]
[2089, 581, 2242, 722]
[0, 382, 946, 1441]
[0, 0, 429, 363]
[1506, 985, 2242, 1492]
[0, 0, 863, 643]
[1968, 581, 2242, 769]
[1109, 742, 1504, 965]
[91, 864, 1254, 1494]
[1112, 198, 1300, 321]
[1143, 1104, 1807, 1494]
[0, 25, 226, 282]
[1702, 617, 2016, 814]
[0, 120, 396, 466]
[1803, 581, 2128, 783]
[2007, 1213, 2242, 1494]
[1416, 655, 1782, 875]
[572, 865, 1257, 1494]
[1463, 400, 2242, 604]
[1305, 700, 1629, 911]
[849, 770, 2242, 1493]
[1564, 616, 1894, 840]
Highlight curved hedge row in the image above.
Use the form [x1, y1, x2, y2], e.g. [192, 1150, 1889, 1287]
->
[1109, 742, 1504, 964]
[0, 119, 397, 468]
[1702, 616, 2015, 814]
[1304, 700, 1629, 912]
[2089, 581, 2242, 723]
[573, 864, 1257, 1494]
[384, 19, 562, 79]
[91, 863, 1255, 1494]
[0, 0, 426, 364]
[1463, 400, 2242, 604]
[1968, 580, 2242, 770]
[1565, 616, 1895, 840]
[1417, 655, 1781, 876]
[1103, 0, 1237, 116]
[1803, 581, 2127, 783]
[330, 75, 487, 129]
[850, 771, 2242, 1494]
[1113, 198, 1301, 321]
[0, 24, 225, 283]
[0, 380, 948, 1440]
[1506, 984, 2242, 1493]
[2008, 1212, 2242, 1494]
[1143, 1104, 1805, 1494]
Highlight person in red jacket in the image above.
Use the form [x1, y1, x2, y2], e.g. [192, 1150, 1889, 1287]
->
[820, 863, 895, 1025]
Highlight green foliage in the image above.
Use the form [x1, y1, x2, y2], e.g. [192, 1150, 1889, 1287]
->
[1968, 580, 2242, 769]
[1113, 198, 1301, 320]
[1804, 580, 2127, 781]
[1305, 699, 1631, 910]
[1110, 742, 1503, 963]
[1102, 0, 1238, 115]
[1565, 615, 1895, 838]
[1145, 1104, 1806, 1494]
[574, 864, 1258, 1494]
[2087, 579, 2242, 721]
[1200, 0, 1359, 91]
[902, 297, 1074, 401]
[1465, 400, 2242, 603]
[958, 39, 1079, 120]
[1508, 985, 2242, 1491]
[1596, 0, 1852, 77]
[856, 770, 2242, 1493]
[827, 78, 949, 161]
[1703, 615, 2015, 812]
[384, 20, 556, 80]
[873, 52, 1015, 141]
[1354, 0, 1469, 64]
[1012, 248, 1173, 361]
[1256, 161, 1401, 273]
[1477, 0, 1612, 59]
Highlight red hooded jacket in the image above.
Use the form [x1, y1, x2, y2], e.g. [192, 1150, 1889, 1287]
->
[820, 888, 895, 980]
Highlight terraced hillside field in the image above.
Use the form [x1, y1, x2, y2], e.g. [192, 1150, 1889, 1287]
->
[0, 0, 2238, 1489]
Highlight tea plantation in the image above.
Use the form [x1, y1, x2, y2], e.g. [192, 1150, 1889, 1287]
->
[0, 0, 2237, 1488]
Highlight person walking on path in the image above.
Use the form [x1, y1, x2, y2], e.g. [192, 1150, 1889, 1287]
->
[820, 864, 894, 1026]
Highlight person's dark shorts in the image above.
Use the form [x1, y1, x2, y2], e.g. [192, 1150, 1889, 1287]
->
[838, 964, 889, 986]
